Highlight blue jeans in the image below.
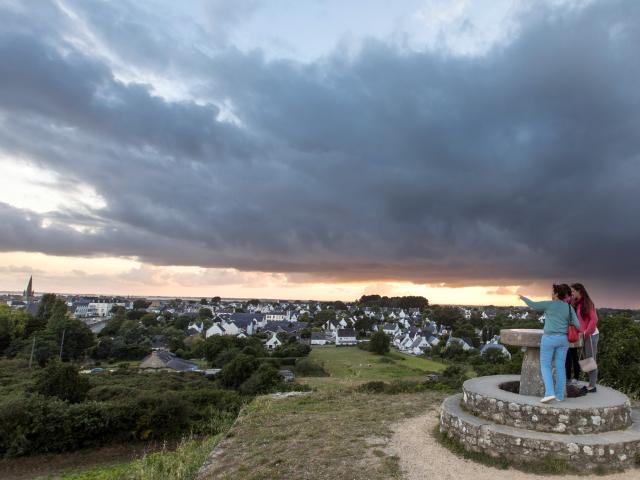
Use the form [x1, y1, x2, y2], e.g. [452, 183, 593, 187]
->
[540, 334, 569, 400]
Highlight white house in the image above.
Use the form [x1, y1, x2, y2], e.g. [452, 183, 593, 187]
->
[266, 332, 283, 349]
[336, 328, 357, 346]
[382, 323, 400, 336]
[311, 332, 329, 346]
[187, 321, 203, 334]
[265, 311, 287, 321]
[446, 336, 473, 351]
[206, 323, 226, 337]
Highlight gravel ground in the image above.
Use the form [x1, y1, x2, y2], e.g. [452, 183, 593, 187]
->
[389, 409, 639, 480]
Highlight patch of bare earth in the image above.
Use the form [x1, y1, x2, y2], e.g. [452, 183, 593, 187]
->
[390, 409, 639, 480]
[0, 439, 178, 480]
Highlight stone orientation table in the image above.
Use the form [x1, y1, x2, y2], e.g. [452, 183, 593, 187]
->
[500, 328, 582, 397]
[439, 375, 640, 471]
[500, 328, 544, 396]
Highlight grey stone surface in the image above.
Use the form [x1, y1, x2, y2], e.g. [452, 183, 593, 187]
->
[440, 393, 640, 471]
[500, 329, 544, 348]
[500, 329, 546, 395]
[520, 347, 545, 396]
[462, 375, 632, 434]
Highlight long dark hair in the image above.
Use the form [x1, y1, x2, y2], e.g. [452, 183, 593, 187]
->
[571, 283, 595, 314]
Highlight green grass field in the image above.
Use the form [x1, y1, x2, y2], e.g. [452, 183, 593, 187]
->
[300, 346, 446, 390]
[5, 347, 447, 479]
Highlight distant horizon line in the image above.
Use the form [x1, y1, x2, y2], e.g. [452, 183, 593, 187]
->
[0, 289, 633, 310]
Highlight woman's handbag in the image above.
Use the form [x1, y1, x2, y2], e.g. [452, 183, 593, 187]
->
[567, 304, 580, 343]
[579, 335, 598, 372]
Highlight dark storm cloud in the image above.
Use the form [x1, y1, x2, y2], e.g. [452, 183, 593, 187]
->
[0, 0, 639, 305]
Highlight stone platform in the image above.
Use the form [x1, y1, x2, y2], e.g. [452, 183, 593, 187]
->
[462, 375, 632, 434]
[439, 375, 640, 471]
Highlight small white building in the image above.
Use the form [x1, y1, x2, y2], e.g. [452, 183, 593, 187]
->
[266, 332, 283, 350]
[311, 332, 329, 345]
[335, 328, 357, 346]
[265, 311, 287, 322]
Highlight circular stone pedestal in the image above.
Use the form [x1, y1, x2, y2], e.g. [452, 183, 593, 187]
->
[462, 375, 632, 434]
[439, 375, 640, 471]
[500, 329, 584, 397]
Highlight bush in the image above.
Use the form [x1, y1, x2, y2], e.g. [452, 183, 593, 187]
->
[355, 380, 428, 394]
[32, 362, 90, 403]
[239, 364, 282, 395]
[598, 315, 640, 397]
[294, 358, 328, 377]
[271, 343, 311, 358]
[438, 365, 468, 390]
[369, 331, 390, 355]
[218, 354, 259, 389]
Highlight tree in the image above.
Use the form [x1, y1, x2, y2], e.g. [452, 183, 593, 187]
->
[333, 301, 347, 311]
[452, 322, 479, 348]
[0, 313, 13, 353]
[32, 361, 90, 403]
[46, 316, 95, 361]
[218, 354, 259, 388]
[211, 296, 221, 304]
[239, 364, 282, 394]
[173, 315, 191, 331]
[101, 307, 126, 336]
[200, 298, 209, 305]
[598, 315, 640, 396]
[198, 307, 213, 320]
[133, 299, 151, 310]
[369, 330, 390, 355]
[430, 306, 463, 328]
[313, 309, 336, 327]
[140, 313, 159, 328]
[354, 316, 375, 335]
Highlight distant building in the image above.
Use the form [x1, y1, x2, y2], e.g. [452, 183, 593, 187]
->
[336, 328, 357, 346]
[311, 332, 330, 346]
[139, 350, 199, 372]
[265, 311, 287, 322]
[266, 332, 283, 350]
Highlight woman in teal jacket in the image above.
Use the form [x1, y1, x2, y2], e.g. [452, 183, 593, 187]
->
[519, 284, 581, 403]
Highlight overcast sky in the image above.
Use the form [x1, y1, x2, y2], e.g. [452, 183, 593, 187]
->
[0, 0, 639, 307]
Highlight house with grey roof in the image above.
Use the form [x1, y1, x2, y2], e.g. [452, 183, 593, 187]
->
[139, 350, 199, 372]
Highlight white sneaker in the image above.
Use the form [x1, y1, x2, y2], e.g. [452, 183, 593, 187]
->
[540, 395, 556, 403]
[569, 379, 578, 385]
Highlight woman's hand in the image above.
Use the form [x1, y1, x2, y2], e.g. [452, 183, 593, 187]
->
[518, 295, 525, 301]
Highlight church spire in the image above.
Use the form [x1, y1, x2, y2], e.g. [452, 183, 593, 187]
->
[23, 276, 34, 301]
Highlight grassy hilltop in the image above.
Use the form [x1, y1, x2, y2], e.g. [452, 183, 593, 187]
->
[2, 347, 446, 480]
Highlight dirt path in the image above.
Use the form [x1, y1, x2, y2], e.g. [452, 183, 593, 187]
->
[390, 409, 639, 480]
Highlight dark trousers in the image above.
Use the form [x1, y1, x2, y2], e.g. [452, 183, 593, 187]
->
[565, 347, 580, 380]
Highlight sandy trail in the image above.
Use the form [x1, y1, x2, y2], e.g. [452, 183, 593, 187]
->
[389, 409, 638, 480]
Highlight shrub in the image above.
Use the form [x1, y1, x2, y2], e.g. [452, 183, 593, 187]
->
[239, 364, 282, 395]
[218, 354, 259, 389]
[369, 331, 390, 355]
[294, 358, 328, 377]
[598, 315, 640, 397]
[213, 348, 240, 368]
[271, 343, 311, 358]
[32, 362, 90, 403]
[355, 380, 428, 394]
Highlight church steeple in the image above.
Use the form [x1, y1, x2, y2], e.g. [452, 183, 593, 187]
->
[23, 276, 34, 301]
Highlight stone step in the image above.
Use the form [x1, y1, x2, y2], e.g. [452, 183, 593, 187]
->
[462, 375, 632, 434]
[440, 393, 640, 471]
